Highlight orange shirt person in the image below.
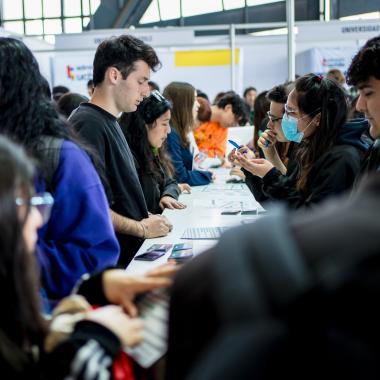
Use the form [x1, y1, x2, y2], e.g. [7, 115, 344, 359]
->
[194, 93, 248, 158]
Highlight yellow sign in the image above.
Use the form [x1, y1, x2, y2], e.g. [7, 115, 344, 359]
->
[175, 48, 239, 67]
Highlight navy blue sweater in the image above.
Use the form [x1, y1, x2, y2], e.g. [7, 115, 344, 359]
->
[36, 140, 120, 300]
[167, 128, 212, 186]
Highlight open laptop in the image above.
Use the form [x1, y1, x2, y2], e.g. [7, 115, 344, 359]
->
[225, 126, 255, 157]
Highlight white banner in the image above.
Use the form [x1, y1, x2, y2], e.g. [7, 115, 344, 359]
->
[55, 29, 194, 50]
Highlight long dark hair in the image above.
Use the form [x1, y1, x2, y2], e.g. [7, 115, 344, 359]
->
[253, 91, 270, 150]
[120, 91, 174, 178]
[0, 38, 102, 183]
[163, 82, 195, 148]
[0, 136, 47, 371]
[294, 73, 348, 190]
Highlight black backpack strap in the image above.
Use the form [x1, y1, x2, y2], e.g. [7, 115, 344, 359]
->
[213, 206, 313, 323]
[36, 136, 64, 192]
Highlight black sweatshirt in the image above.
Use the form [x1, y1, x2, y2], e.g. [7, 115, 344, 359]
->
[69, 103, 149, 265]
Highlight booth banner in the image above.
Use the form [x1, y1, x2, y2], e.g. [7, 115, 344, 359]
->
[298, 20, 380, 42]
[55, 29, 194, 50]
[296, 47, 356, 76]
[52, 54, 94, 95]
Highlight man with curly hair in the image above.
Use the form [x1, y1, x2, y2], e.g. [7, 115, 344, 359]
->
[347, 35, 380, 179]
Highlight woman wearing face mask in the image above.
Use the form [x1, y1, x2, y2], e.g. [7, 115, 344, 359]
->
[122, 91, 186, 214]
[231, 73, 369, 209]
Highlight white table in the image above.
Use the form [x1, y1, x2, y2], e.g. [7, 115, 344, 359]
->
[125, 169, 263, 275]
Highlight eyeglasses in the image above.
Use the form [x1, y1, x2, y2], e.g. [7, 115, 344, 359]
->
[284, 103, 298, 117]
[15, 192, 54, 224]
[284, 103, 321, 118]
[266, 111, 283, 123]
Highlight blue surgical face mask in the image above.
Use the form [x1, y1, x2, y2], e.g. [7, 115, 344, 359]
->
[281, 113, 316, 143]
[281, 113, 304, 143]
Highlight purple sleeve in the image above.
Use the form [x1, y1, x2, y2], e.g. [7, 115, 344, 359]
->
[37, 141, 120, 300]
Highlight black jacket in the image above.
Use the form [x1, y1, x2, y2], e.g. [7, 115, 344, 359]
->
[0, 270, 120, 380]
[354, 139, 380, 187]
[167, 173, 380, 380]
[133, 154, 180, 214]
[244, 119, 369, 209]
[70, 103, 149, 265]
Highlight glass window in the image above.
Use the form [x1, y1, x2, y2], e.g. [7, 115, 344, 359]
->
[246, 0, 284, 5]
[25, 19, 43, 35]
[182, 0, 223, 17]
[158, 0, 180, 20]
[140, 0, 160, 24]
[82, 0, 90, 15]
[24, 0, 43, 19]
[3, 21, 24, 34]
[43, 0, 61, 17]
[2, 0, 23, 20]
[223, 0, 245, 10]
[83, 16, 91, 27]
[64, 17, 83, 33]
[44, 19, 62, 34]
[90, 0, 101, 14]
[64, 0, 81, 16]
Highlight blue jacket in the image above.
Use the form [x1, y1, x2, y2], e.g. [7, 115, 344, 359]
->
[36, 140, 120, 300]
[167, 129, 212, 186]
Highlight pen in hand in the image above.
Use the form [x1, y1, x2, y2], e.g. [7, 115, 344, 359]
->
[228, 139, 241, 150]
[228, 139, 248, 154]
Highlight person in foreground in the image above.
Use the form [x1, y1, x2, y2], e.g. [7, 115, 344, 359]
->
[0, 135, 176, 379]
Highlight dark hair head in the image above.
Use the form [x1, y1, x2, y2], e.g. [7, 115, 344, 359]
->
[0, 38, 102, 187]
[87, 79, 94, 88]
[52, 85, 70, 102]
[0, 38, 71, 148]
[213, 91, 227, 105]
[196, 89, 209, 101]
[57, 92, 89, 119]
[52, 85, 70, 94]
[243, 86, 257, 98]
[347, 36, 380, 86]
[217, 93, 249, 125]
[93, 35, 161, 86]
[0, 136, 46, 368]
[294, 73, 347, 123]
[139, 90, 171, 124]
[251, 91, 270, 148]
[120, 91, 174, 178]
[197, 97, 212, 123]
[163, 81, 196, 147]
[148, 80, 160, 92]
[293, 73, 348, 190]
[40, 76, 52, 99]
[266, 84, 288, 104]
